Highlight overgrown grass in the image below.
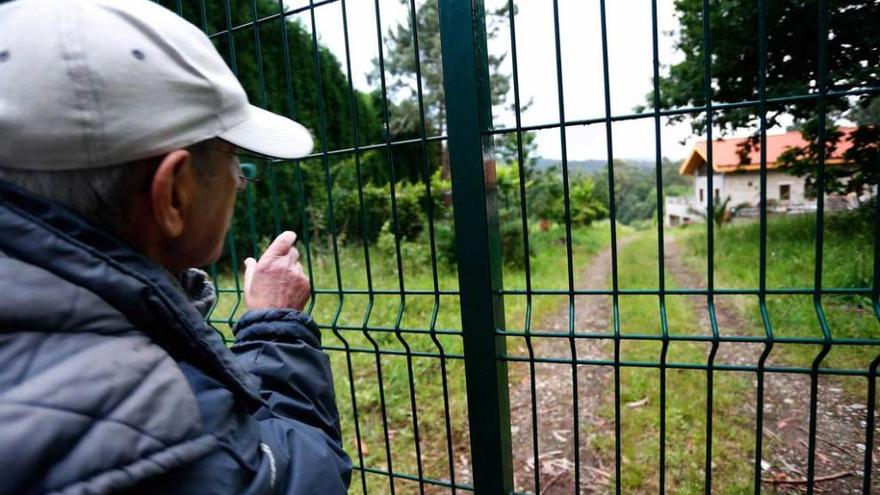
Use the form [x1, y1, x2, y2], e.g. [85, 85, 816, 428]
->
[593, 233, 756, 494]
[206, 211, 875, 493]
[209, 222, 610, 494]
[679, 211, 879, 395]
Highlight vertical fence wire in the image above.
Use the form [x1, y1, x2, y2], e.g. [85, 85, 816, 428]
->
[244, 0, 282, 239]
[753, 0, 775, 493]
[649, 1, 668, 493]
[333, 1, 367, 491]
[504, 2, 541, 493]
[548, 0, 581, 491]
[698, 1, 720, 492]
[868, 190, 880, 493]
[219, 0, 246, 330]
[301, 11, 354, 478]
[595, 2, 624, 493]
[402, 0, 459, 489]
[369, 1, 399, 491]
[806, 2, 833, 493]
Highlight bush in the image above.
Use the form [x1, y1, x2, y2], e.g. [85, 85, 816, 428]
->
[498, 218, 531, 268]
[431, 221, 457, 267]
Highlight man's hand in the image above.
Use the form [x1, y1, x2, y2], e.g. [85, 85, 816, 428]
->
[244, 231, 310, 310]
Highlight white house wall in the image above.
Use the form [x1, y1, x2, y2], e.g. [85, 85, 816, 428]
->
[694, 169, 806, 207]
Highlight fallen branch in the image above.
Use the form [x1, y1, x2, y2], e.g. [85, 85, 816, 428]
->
[585, 466, 611, 479]
[539, 471, 568, 495]
[762, 471, 853, 485]
[793, 425, 853, 457]
[626, 397, 649, 409]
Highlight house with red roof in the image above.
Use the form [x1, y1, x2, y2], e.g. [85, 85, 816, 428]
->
[665, 128, 859, 226]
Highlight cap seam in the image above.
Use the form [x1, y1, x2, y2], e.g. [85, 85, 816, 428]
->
[59, 3, 96, 167]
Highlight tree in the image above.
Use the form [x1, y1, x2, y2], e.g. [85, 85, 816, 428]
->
[587, 159, 690, 225]
[375, 0, 518, 180]
[496, 131, 539, 170]
[653, 0, 879, 195]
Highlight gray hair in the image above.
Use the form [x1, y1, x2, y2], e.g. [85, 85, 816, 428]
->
[0, 140, 218, 235]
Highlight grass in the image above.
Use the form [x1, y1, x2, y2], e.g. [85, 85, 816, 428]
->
[208, 221, 611, 494]
[678, 211, 879, 395]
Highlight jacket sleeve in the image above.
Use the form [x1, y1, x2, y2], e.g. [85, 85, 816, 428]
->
[230, 309, 351, 494]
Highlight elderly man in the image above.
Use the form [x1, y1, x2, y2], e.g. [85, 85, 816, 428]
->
[0, 0, 350, 494]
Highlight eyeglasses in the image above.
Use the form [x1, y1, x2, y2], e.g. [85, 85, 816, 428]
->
[236, 162, 261, 193]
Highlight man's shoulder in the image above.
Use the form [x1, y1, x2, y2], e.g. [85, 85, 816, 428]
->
[0, 326, 221, 494]
[0, 256, 218, 494]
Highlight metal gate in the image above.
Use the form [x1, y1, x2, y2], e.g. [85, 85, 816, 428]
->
[165, 0, 880, 493]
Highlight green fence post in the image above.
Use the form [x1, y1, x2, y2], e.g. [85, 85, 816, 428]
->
[438, 1, 514, 493]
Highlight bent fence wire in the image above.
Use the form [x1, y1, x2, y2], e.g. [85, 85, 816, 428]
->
[161, 0, 878, 493]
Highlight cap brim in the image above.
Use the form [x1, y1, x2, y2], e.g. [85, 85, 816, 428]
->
[218, 105, 314, 159]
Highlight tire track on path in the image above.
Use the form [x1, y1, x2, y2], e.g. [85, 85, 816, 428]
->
[509, 240, 633, 495]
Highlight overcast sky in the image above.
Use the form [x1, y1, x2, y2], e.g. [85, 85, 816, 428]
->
[284, 0, 788, 162]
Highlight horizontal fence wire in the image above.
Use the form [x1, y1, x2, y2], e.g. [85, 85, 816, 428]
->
[159, 0, 880, 493]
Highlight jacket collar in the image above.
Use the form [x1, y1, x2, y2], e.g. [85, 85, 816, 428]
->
[0, 179, 262, 407]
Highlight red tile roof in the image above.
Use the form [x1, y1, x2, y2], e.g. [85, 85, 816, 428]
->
[679, 127, 856, 175]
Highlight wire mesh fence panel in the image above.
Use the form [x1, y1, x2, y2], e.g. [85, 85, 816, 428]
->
[162, 0, 878, 493]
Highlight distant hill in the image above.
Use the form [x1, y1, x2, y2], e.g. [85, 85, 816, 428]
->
[534, 157, 659, 173]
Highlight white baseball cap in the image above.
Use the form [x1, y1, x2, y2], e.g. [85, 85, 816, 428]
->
[0, 0, 314, 171]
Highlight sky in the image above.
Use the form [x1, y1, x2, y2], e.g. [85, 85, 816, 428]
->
[281, 0, 789, 163]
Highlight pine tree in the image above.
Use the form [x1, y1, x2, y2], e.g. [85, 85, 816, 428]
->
[373, 0, 519, 181]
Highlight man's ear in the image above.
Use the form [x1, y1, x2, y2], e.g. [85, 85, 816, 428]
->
[150, 149, 197, 238]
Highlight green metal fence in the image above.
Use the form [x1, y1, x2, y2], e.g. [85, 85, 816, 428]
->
[164, 0, 878, 493]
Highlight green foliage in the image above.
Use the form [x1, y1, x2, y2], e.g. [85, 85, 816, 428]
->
[495, 131, 539, 170]
[654, 0, 880, 193]
[681, 211, 878, 393]
[496, 218, 529, 268]
[589, 159, 692, 225]
[518, 166, 608, 227]
[568, 178, 607, 227]
[687, 195, 733, 228]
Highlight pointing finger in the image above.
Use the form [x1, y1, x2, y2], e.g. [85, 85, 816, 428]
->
[263, 231, 297, 259]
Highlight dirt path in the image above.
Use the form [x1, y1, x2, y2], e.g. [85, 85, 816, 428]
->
[504, 234, 876, 495]
[664, 234, 878, 495]
[508, 242, 626, 494]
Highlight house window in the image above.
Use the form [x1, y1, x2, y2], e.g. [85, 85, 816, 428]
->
[714, 188, 720, 202]
[779, 184, 791, 201]
[699, 188, 704, 202]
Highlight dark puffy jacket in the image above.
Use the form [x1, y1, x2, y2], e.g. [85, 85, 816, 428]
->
[0, 179, 352, 494]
